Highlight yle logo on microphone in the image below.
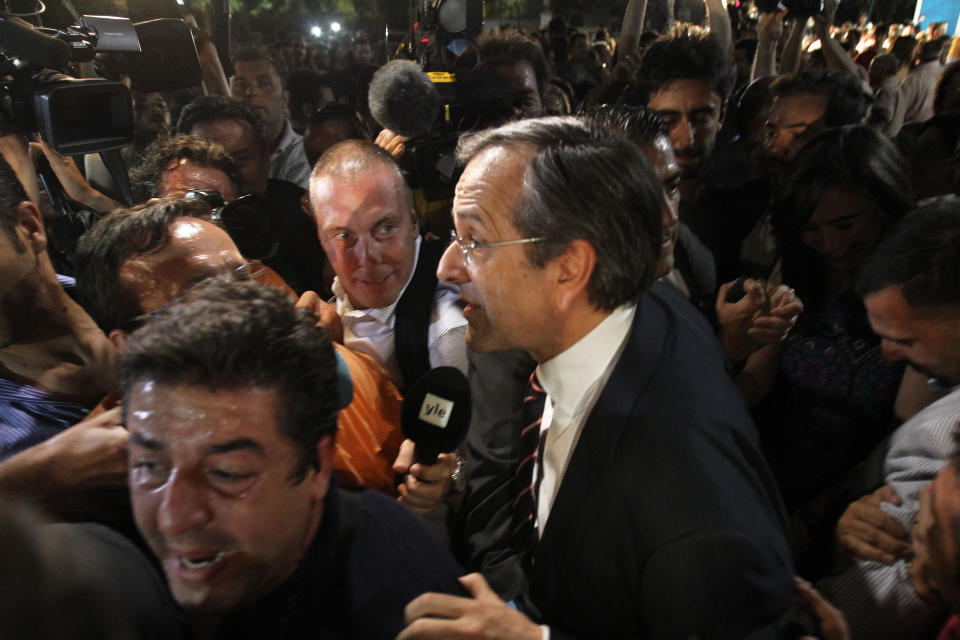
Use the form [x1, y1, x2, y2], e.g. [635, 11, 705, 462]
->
[419, 393, 454, 428]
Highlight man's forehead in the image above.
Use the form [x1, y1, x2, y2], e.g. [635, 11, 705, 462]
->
[648, 78, 722, 111]
[234, 59, 279, 79]
[127, 381, 281, 443]
[118, 218, 243, 308]
[770, 92, 828, 120]
[454, 145, 532, 228]
[864, 286, 920, 332]
[193, 119, 258, 149]
[310, 169, 409, 222]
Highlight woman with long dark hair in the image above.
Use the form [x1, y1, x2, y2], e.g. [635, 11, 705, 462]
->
[738, 126, 928, 529]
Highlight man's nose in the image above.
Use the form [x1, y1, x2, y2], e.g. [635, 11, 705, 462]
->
[820, 231, 841, 255]
[354, 236, 382, 267]
[662, 198, 679, 229]
[157, 470, 212, 538]
[671, 118, 695, 149]
[881, 339, 906, 363]
[438, 241, 468, 285]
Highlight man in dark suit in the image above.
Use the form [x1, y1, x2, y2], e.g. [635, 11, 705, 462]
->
[399, 117, 794, 639]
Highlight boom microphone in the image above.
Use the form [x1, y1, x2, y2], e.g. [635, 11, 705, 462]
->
[401, 366, 471, 465]
[368, 59, 440, 138]
[0, 18, 71, 72]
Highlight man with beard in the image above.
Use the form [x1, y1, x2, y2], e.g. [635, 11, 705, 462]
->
[780, 204, 960, 639]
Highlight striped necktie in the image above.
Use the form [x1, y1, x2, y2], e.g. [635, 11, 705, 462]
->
[511, 372, 547, 567]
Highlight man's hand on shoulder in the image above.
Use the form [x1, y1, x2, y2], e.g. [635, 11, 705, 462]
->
[398, 573, 542, 640]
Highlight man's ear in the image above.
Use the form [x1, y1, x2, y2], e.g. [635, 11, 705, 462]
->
[552, 239, 597, 314]
[107, 329, 131, 354]
[307, 434, 335, 500]
[298, 101, 315, 120]
[15, 201, 46, 255]
[718, 98, 729, 129]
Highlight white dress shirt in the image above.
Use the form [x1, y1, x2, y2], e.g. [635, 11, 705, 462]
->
[269, 119, 312, 189]
[533, 303, 636, 534]
[333, 236, 468, 387]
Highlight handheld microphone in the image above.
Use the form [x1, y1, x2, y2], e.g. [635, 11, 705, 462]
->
[367, 59, 440, 138]
[401, 366, 471, 465]
[0, 18, 71, 72]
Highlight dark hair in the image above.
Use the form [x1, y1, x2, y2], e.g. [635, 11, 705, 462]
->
[920, 38, 946, 62]
[286, 68, 328, 113]
[890, 35, 918, 68]
[936, 62, 960, 114]
[320, 70, 359, 107]
[632, 23, 731, 105]
[129, 134, 245, 203]
[0, 156, 27, 233]
[919, 111, 960, 153]
[583, 104, 668, 146]
[735, 75, 774, 138]
[772, 125, 914, 319]
[476, 30, 552, 104]
[307, 102, 369, 138]
[122, 277, 339, 480]
[232, 46, 284, 88]
[870, 53, 900, 78]
[857, 204, 960, 309]
[175, 95, 268, 152]
[770, 69, 872, 128]
[456, 116, 662, 311]
[75, 199, 214, 333]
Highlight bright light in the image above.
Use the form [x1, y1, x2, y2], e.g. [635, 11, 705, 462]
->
[330, 21, 341, 33]
[310, 25, 322, 37]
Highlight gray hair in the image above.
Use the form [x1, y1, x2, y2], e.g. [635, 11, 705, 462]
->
[457, 116, 662, 311]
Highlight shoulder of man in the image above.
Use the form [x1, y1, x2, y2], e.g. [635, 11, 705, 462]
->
[37, 522, 185, 640]
[343, 488, 467, 638]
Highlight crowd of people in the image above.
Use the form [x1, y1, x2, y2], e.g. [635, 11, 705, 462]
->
[3, 0, 960, 637]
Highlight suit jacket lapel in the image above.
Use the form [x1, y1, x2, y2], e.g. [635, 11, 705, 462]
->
[531, 287, 671, 611]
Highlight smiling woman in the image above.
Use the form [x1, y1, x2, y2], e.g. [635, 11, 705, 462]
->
[741, 126, 922, 564]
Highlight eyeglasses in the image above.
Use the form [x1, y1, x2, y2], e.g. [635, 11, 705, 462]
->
[233, 259, 267, 281]
[449, 229, 545, 265]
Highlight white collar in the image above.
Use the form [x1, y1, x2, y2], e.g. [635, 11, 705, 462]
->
[536, 303, 636, 433]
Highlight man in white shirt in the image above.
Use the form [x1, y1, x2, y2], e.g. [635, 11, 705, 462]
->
[230, 48, 312, 189]
[398, 117, 793, 639]
[308, 139, 468, 513]
[307, 139, 467, 389]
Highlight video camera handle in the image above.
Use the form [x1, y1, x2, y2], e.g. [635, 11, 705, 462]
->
[98, 150, 133, 206]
